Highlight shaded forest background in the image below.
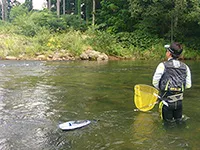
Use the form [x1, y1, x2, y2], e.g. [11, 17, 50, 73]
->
[0, 0, 200, 60]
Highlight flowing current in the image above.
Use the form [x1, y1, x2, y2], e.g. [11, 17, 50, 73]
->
[0, 60, 199, 150]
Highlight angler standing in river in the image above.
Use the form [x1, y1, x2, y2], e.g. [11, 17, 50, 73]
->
[152, 42, 192, 126]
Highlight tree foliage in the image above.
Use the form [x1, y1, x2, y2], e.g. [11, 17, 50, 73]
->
[96, 0, 135, 33]
[1, 0, 200, 50]
[128, 0, 200, 49]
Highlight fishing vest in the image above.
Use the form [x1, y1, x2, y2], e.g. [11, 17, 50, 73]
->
[159, 59, 187, 93]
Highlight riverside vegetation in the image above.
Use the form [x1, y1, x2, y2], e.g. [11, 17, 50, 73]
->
[1, 3, 200, 61]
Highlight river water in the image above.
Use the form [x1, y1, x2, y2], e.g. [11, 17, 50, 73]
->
[0, 60, 199, 150]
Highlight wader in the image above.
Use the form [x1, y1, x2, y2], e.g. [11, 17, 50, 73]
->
[159, 93, 184, 124]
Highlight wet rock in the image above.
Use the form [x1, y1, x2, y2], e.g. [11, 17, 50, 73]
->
[51, 52, 75, 61]
[5, 56, 17, 60]
[79, 53, 89, 60]
[80, 50, 108, 61]
[36, 55, 46, 60]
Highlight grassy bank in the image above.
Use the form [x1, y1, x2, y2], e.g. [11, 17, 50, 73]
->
[0, 24, 200, 61]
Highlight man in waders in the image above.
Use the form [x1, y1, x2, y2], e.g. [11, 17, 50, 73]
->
[152, 42, 192, 126]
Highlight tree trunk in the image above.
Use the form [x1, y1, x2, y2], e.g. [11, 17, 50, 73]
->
[1, 0, 8, 21]
[92, 0, 95, 26]
[57, 0, 60, 17]
[85, 0, 89, 24]
[66, 0, 70, 14]
[74, 0, 81, 17]
[48, 0, 51, 11]
[63, 0, 65, 14]
[78, 0, 81, 17]
[171, 17, 173, 42]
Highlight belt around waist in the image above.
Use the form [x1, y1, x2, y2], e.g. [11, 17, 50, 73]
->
[167, 93, 183, 103]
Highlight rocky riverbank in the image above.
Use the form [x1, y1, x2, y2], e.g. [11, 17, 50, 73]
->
[3, 49, 114, 61]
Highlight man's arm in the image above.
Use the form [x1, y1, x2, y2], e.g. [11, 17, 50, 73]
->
[185, 65, 192, 89]
[152, 63, 165, 89]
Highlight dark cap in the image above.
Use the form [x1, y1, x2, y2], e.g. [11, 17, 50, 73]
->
[165, 42, 183, 58]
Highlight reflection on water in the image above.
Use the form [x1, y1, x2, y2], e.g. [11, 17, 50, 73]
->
[0, 60, 199, 149]
[133, 113, 156, 144]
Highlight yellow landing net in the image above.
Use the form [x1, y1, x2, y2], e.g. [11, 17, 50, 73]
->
[134, 84, 159, 112]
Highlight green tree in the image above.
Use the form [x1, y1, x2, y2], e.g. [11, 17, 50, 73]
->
[96, 0, 134, 33]
[128, 0, 200, 45]
[1, 0, 22, 21]
[9, 4, 28, 22]
[23, 0, 32, 11]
